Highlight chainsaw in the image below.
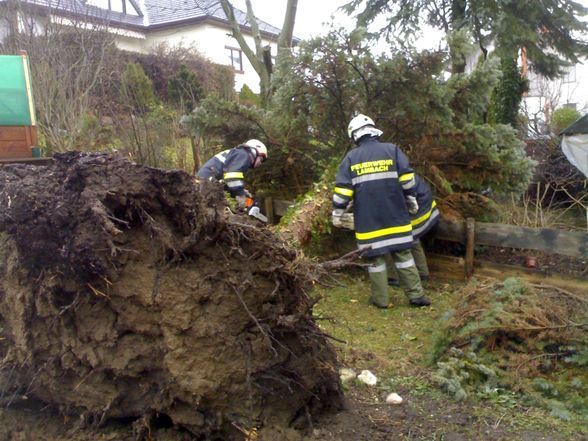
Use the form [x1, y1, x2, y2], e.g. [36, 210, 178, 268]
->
[245, 197, 268, 223]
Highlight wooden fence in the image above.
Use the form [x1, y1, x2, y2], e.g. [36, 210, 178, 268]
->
[263, 197, 588, 290]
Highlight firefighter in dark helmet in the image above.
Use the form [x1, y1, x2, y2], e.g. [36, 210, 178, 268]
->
[332, 114, 431, 308]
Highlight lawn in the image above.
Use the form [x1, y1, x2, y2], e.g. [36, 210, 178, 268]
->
[309, 274, 587, 441]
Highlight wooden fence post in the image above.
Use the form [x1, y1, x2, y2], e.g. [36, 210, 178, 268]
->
[464, 217, 475, 278]
[264, 197, 275, 224]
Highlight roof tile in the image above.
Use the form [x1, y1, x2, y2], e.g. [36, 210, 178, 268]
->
[1, 0, 282, 36]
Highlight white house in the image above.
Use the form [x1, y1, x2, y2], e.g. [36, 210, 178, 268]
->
[463, 45, 587, 135]
[522, 53, 588, 134]
[0, 0, 283, 92]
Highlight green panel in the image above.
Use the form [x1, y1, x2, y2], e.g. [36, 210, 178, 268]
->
[0, 55, 32, 126]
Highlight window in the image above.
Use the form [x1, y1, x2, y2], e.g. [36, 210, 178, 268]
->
[86, 0, 140, 16]
[226, 46, 243, 73]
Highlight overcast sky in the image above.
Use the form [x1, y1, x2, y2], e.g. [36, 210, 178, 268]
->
[231, 0, 447, 52]
[232, 0, 588, 52]
[232, 0, 353, 39]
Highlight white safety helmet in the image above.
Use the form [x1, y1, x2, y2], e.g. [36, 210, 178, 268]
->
[244, 139, 268, 160]
[347, 114, 375, 139]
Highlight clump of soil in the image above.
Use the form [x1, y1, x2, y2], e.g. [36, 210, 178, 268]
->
[0, 152, 344, 440]
[438, 192, 501, 222]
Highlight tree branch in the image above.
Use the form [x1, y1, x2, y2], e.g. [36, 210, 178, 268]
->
[277, 0, 298, 52]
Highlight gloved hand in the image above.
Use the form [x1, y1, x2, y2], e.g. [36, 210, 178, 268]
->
[332, 209, 355, 230]
[406, 195, 419, 215]
[235, 195, 248, 210]
[340, 212, 355, 230]
[332, 209, 345, 228]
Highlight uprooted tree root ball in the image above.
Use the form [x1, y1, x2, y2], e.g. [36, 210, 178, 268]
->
[0, 152, 345, 440]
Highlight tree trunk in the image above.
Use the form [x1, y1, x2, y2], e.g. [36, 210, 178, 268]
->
[218, 0, 298, 107]
[278, 0, 298, 51]
[190, 134, 201, 174]
[450, 0, 467, 75]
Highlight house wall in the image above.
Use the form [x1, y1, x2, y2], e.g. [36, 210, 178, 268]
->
[523, 58, 588, 133]
[554, 62, 588, 113]
[463, 45, 587, 133]
[0, 6, 277, 94]
[143, 23, 278, 93]
[113, 33, 147, 53]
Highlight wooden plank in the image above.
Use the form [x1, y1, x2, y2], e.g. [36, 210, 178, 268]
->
[0, 140, 28, 148]
[274, 199, 294, 217]
[435, 219, 465, 243]
[476, 222, 588, 259]
[30, 126, 38, 145]
[435, 219, 588, 259]
[264, 197, 275, 224]
[0, 144, 33, 158]
[428, 254, 588, 293]
[464, 218, 475, 277]
[24, 124, 32, 149]
[427, 253, 466, 281]
[0, 126, 28, 141]
[475, 260, 588, 294]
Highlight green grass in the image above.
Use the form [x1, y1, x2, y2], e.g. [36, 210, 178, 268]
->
[312, 274, 588, 439]
[313, 275, 458, 375]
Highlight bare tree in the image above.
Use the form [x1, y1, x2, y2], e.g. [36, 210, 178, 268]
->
[522, 72, 566, 136]
[0, 1, 116, 153]
[218, 0, 298, 107]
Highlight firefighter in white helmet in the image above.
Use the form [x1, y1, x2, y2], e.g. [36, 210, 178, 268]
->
[332, 114, 431, 308]
[197, 139, 267, 206]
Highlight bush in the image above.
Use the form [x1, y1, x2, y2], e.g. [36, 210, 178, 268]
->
[551, 107, 581, 135]
[132, 44, 234, 102]
[238, 84, 261, 107]
[168, 64, 204, 113]
[122, 62, 157, 113]
[432, 278, 588, 419]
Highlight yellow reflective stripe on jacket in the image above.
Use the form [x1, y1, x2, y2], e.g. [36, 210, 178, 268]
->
[399, 172, 415, 182]
[411, 200, 437, 226]
[334, 187, 354, 197]
[224, 172, 244, 179]
[355, 223, 412, 240]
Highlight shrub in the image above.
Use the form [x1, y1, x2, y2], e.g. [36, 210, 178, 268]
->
[551, 107, 581, 135]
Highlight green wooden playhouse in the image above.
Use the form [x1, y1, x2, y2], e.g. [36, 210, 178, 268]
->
[0, 53, 38, 159]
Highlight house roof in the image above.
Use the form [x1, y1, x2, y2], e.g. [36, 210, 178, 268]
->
[143, 0, 282, 36]
[2, 0, 283, 38]
[561, 114, 588, 136]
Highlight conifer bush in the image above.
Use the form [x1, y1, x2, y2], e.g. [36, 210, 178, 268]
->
[432, 278, 588, 420]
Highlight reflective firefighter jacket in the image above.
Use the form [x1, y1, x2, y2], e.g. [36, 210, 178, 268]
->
[196, 146, 253, 196]
[333, 136, 418, 257]
[412, 175, 440, 240]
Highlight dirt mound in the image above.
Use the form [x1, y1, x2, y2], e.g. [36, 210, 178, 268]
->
[438, 192, 501, 222]
[0, 152, 344, 439]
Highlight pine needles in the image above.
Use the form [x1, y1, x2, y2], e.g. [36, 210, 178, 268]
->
[432, 277, 588, 420]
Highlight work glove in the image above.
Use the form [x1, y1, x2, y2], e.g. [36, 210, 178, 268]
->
[332, 209, 345, 228]
[340, 212, 355, 230]
[332, 209, 355, 230]
[406, 195, 419, 215]
[235, 194, 248, 210]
